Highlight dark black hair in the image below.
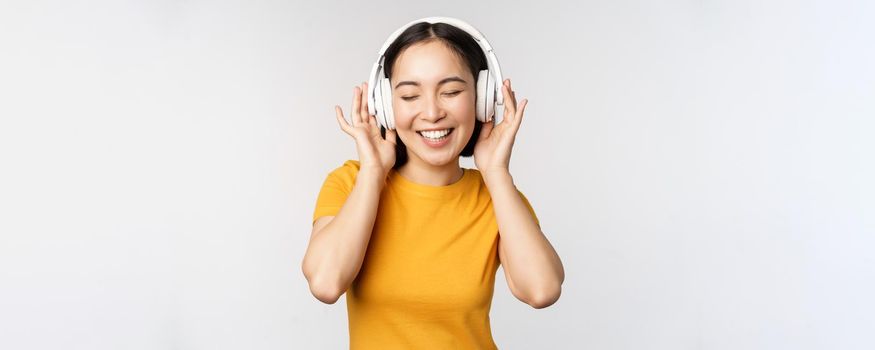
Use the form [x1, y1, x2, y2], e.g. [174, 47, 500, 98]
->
[378, 22, 488, 170]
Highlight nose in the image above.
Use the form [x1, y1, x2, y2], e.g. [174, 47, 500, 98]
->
[421, 94, 445, 123]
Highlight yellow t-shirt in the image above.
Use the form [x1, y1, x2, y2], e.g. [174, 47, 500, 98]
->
[312, 160, 539, 350]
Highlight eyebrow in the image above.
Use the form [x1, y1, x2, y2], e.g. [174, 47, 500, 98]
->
[394, 76, 467, 90]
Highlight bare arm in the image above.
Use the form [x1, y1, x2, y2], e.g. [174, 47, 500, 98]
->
[473, 79, 564, 308]
[486, 170, 564, 309]
[302, 82, 397, 304]
[302, 167, 386, 304]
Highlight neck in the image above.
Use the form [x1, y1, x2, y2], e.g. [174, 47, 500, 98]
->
[397, 156, 464, 187]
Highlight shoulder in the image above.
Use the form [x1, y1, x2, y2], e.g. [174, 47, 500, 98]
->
[330, 159, 361, 175]
[340, 159, 361, 170]
[467, 167, 484, 183]
[321, 159, 361, 189]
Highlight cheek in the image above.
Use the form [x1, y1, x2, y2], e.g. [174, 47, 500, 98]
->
[393, 103, 421, 129]
[452, 96, 477, 124]
[457, 95, 478, 120]
[390, 103, 413, 126]
[390, 94, 476, 125]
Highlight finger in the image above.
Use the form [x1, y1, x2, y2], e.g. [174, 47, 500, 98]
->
[478, 119, 494, 142]
[505, 80, 516, 110]
[360, 82, 370, 125]
[335, 105, 351, 135]
[510, 91, 518, 122]
[358, 83, 367, 125]
[352, 86, 361, 126]
[502, 83, 516, 123]
[507, 79, 518, 108]
[369, 115, 381, 137]
[514, 99, 528, 130]
[385, 128, 397, 145]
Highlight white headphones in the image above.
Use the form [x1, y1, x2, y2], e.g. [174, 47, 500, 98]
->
[367, 17, 505, 130]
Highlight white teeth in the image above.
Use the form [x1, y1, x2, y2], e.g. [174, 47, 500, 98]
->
[419, 129, 451, 139]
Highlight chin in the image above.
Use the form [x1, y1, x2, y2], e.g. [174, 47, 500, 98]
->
[420, 147, 463, 166]
[424, 156, 456, 166]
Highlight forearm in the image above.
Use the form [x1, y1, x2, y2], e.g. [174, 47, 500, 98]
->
[303, 168, 386, 300]
[484, 170, 564, 302]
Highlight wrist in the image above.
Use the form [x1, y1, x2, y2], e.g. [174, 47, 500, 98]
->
[482, 168, 512, 186]
[358, 167, 389, 188]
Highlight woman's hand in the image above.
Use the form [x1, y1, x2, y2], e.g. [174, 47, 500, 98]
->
[474, 79, 529, 177]
[334, 82, 398, 177]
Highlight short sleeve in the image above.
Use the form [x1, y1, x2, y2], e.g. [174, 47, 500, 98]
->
[312, 160, 361, 225]
[518, 190, 540, 228]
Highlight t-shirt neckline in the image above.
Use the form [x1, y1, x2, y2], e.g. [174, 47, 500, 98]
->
[387, 167, 475, 199]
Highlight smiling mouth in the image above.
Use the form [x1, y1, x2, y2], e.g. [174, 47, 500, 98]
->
[417, 128, 455, 140]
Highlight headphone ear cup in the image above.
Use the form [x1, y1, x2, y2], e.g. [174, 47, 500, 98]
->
[379, 77, 395, 130]
[373, 78, 386, 128]
[367, 65, 379, 118]
[476, 70, 489, 122]
[485, 71, 496, 123]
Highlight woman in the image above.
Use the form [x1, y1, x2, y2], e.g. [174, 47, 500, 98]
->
[302, 18, 564, 349]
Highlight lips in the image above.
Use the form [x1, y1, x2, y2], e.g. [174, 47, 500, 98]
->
[417, 128, 454, 148]
[416, 128, 455, 138]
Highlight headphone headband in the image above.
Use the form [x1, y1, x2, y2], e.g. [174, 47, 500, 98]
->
[367, 17, 505, 119]
[375, 17, 494, 57]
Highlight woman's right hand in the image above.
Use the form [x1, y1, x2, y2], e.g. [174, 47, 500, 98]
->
[334, 82, 398, 177]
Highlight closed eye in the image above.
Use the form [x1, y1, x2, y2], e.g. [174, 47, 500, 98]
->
[400, 91, 463, 102]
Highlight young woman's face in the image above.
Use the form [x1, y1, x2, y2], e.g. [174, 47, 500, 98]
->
[390, 40, 476, 167]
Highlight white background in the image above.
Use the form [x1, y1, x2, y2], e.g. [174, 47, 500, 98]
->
[1, 0, 873, 349]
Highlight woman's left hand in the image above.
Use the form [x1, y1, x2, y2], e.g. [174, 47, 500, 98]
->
[474, 78, 528, 177]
